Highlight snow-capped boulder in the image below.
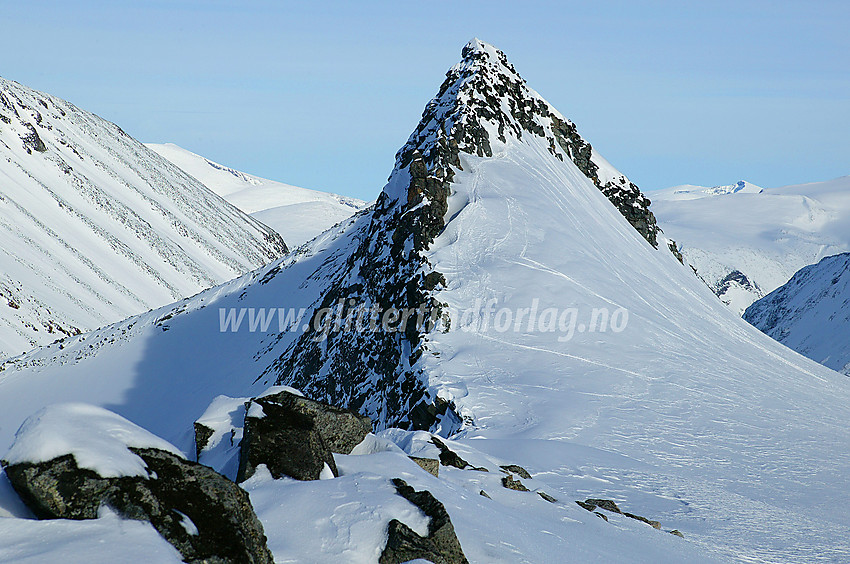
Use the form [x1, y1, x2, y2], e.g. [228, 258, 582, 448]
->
[237, 388, 373, 482]
[1, 404, 272, 564]
[380, 478, 468, 564]
[255, 389, 373, 455]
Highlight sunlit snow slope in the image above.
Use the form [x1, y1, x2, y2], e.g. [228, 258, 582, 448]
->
[146, 143, 367, 247]
[0, 78, 287, 359]
[653, 177, 850, 314]
[2, 40, 850, 562]
[745, 252, 850, 376]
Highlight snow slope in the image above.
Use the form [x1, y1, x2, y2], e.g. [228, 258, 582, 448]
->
[0, 78, 287, 360]
[146, 143, 366, 247]
[745, 252, 850, 376]
[653, 177, 850, 314]
[2, 39, 850, 562]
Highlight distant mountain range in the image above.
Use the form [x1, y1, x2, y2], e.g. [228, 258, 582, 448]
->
[653, 176, 850, 314]
[146, 143, 367, 247]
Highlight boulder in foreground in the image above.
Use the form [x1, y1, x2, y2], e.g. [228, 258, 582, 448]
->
[1, 403, 272, 564]
[236, 388, 372, 482]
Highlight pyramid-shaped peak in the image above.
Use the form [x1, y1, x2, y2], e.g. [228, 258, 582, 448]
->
[390, 39, 660, 248]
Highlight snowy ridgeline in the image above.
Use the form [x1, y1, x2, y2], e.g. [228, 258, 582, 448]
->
[146, 143, 367, 248]
[653, 177, 850, 315]
[0, 77, 287, 360]
[1, 39, 850, 562]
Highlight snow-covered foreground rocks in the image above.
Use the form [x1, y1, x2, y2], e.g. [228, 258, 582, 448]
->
[1, 39, 850, 562]
[1, 404, 273, 563]
[745, 252, 850, 376]
[653, 177, 850, 314]
[147, 143, 367, 247]
[0, 78, 287, 360]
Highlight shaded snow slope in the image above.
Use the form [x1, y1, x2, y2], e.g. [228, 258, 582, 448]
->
[745, 252, 850, 376]
[2, 40, 850, 562]
[147, 143, 366, 247]
[653, 176, 850, 314]
[0, 78, 287, 359]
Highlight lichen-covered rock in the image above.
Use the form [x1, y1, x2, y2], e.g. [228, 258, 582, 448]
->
[537, 491, 557, 503]
[2, 449, 273, 563]
[501, 475, 529, 492]
[430, 437, 470, 470]
[258, 389, 372, 455]
[409, 456, 439, 477]
[499, 464, 531, 480]
[193, 422, 214, 461]
[236, 392, 338, 482]
[380, 478, 469, 564]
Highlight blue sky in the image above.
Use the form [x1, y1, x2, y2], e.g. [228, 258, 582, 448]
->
[2, 1, 847, 200]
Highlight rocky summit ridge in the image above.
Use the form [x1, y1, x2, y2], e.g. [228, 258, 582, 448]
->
[260, 39, 662, 431]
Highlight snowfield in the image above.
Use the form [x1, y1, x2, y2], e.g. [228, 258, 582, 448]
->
[1, 39, 850, 563]
[146, 143, 367, 247]
[0, 77, 287, 360]
[652, 177, 850, 314]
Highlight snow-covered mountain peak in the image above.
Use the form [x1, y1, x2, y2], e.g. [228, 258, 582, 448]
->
[0, 76, 287, 358]
[389, 39, 661, 247]
[661, 180, 765, 200]
[6, 43, 850, 561]
[745, 251, 850, 375]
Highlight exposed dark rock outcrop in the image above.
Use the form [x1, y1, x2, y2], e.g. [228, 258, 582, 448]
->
[584, 498, 621, 513]
[577, 498, 664, 531]
[193, 422, 214, 461]
[260, 390, 372, 455]
[715, 269, 761, 298]
[547, 113, 659, 248]
[20, 123, 47, 153]
[258, 149, 459, 433]
[2, 449, 273, 563]
[236, 392, 339, 483]
[499, 464, 531, 480]
[430, 437, 470, 470]
[501, 475, 529, 492]
[409, 456, 440, 477]
[380, 478, 469, 564]
[537, 491, 557, 503]
[667, 239, 685, 264]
